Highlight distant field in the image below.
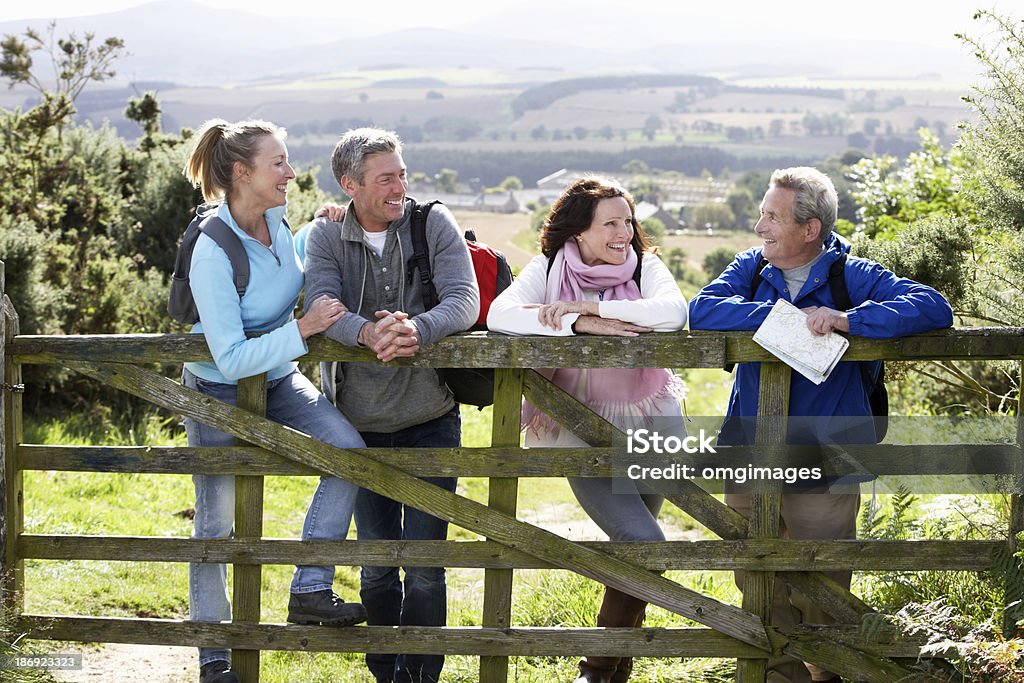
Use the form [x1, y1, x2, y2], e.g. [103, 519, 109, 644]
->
[662, 230, 760, 273]
[50, 64, 975, 166]
[451, 210, 537, 269]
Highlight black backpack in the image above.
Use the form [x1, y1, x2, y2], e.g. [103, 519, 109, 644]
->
[749, 253, 889, 442]
[407, 200, 514, 408]
[167, 205, 289, 325]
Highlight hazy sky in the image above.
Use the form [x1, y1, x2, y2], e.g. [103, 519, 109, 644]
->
[0, 0, 1015, 52]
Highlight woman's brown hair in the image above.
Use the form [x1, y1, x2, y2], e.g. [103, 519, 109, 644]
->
[539, 176, 651, 259]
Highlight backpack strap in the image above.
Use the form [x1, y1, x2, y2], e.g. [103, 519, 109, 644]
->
[826, 253, 852, 311]
[199, 215, 249, 300]
[409, 200, 441, 311]
[748, 255, 770, 299]
[824, 253, 883, 412]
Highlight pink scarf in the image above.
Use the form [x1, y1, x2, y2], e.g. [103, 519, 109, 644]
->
[524, 240, 684, 438]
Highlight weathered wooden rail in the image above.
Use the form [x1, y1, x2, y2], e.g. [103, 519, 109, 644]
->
[2, 263, 1023, 682]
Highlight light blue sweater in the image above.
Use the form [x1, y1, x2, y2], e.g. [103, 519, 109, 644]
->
[184, 202, 307, 384]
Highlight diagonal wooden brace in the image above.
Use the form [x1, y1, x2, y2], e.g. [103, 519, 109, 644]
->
[64, 360, 772, 653]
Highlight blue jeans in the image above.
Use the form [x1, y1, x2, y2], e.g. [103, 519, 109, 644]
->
[183, 369, 364, 667]
[355, 409, 460, 683]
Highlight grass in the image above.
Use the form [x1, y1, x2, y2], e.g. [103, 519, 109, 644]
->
[18, 367, 1012, 681]
[18, 397, 745, 682]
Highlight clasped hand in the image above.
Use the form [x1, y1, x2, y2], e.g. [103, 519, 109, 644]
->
[359, 310, 421, 361]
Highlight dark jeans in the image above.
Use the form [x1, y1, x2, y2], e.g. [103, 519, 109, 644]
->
[355, 409, 460, 683]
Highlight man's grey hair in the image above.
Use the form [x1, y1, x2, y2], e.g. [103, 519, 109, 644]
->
[331, 127, 403, 186]
[769, 166, 838, 242]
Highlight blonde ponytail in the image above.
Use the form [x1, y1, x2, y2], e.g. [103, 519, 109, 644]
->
[183, 118, 285, 203]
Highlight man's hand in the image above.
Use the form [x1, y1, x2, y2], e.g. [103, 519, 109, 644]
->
[525, 300, 599, 330]
[573, 315, 652, 337]
[314, 203, 347, 222]
[358, 310, 421, 361]
[802, 306, 850, 336]
[297, 295, 347, 340]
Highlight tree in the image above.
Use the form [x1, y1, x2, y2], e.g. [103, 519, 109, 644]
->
[958, 10, 1024, 230]
[1, 21, 125, 103]
[1, 23, 127, 224]
[641, 216, 665, 245]
[702, 246, 737, 279]
[498, 176, 522, 191]
[124, 91, 163, 151]
[622, 159, 649, 174]
[847, 132, 869, 150]
[643, 115, 662, 141]
[435, 168, 458, 193]
[726, 187, 757, 229]
[691, 203, 735, 230]
[847, 129, 975, 237]
[665, 247, 689, 281]
[630, 179, 665, 206]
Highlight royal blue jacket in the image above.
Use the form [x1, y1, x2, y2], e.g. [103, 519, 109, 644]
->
[689, 233, 953, 445]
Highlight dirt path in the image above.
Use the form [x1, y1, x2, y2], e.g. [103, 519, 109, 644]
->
[52, 643, 193, 682]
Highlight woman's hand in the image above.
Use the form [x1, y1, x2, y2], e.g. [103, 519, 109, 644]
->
[314, 203, 348, 222]
[527, 300, 599, 330]
[297, 295, 348, 339]
[573, 315, 652, 337]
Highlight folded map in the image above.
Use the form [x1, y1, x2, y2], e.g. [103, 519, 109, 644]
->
[751, 299, 849, 384]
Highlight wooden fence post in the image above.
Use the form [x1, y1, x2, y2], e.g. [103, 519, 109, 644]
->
[1005, 360, 1024, 637]
[232, 373, 267, 683]
[1, 260, 24, 614]
[480, 368, 525, 683]
[0, 260, 6, 602]
[736, 362, 790, 683]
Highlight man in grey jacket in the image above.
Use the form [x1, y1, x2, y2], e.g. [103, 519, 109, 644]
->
[295, 128, 479, 683]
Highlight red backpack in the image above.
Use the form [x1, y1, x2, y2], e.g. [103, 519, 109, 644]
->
[408, 200, 514, 330]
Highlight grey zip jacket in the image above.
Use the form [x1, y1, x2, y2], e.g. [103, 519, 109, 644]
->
[303, 197, 479, 432]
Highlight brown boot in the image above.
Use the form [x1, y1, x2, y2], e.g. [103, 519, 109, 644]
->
[609, 604, 646, 683]
[574, 587, 647, 683]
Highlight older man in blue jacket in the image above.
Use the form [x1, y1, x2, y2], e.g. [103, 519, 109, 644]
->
[689, 166, 953, 683]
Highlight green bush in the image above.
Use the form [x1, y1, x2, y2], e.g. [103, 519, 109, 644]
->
[702, 246, 738, 281]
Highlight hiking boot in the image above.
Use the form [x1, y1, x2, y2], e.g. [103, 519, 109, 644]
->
[199, 660, 240, 683]
[287, 589, 368, 626]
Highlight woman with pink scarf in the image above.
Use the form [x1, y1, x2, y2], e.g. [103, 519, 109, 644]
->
[487, 176, 687, 683]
